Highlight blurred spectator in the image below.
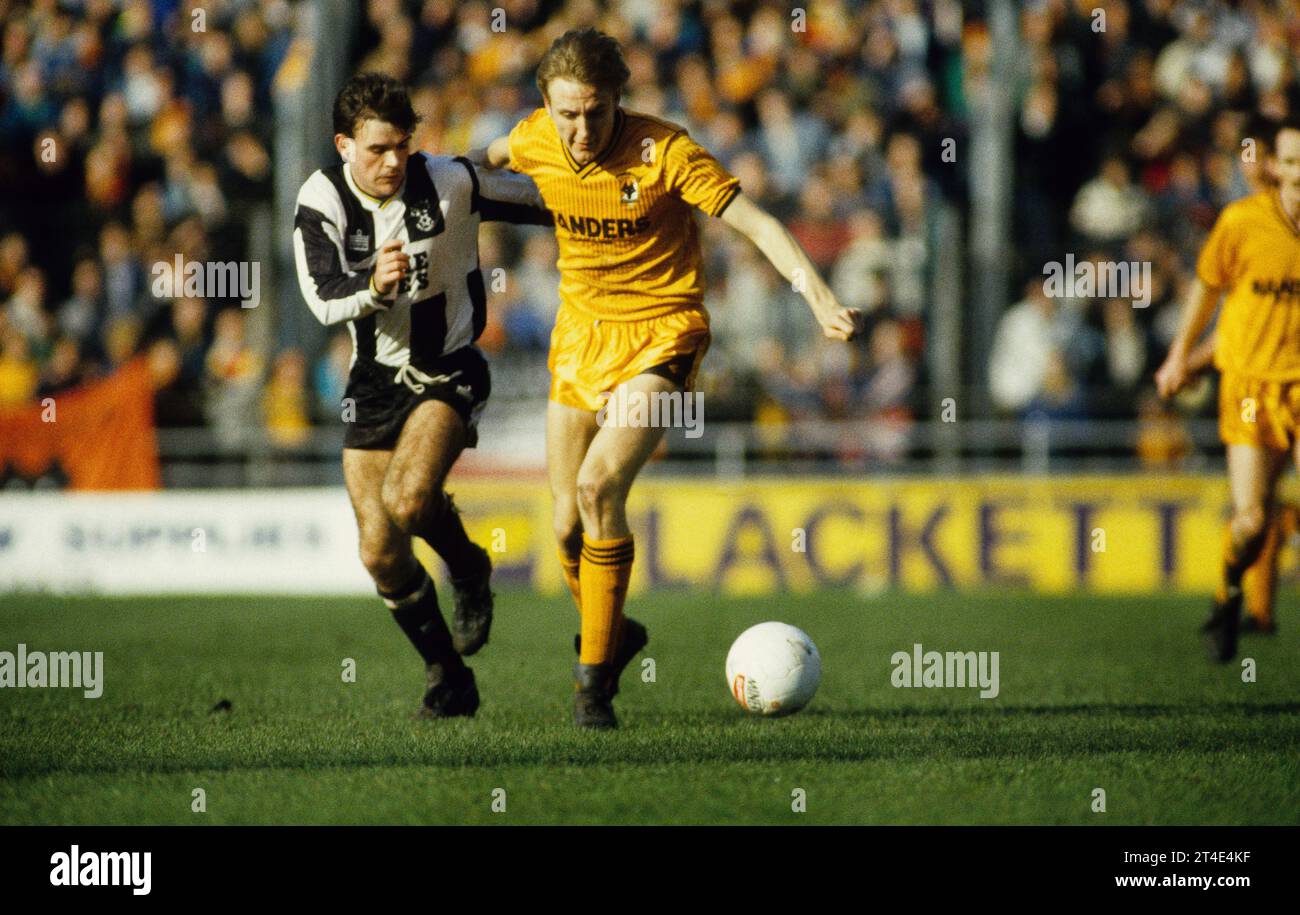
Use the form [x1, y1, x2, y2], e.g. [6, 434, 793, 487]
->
[38, 337, 85, 396]
[989, 280, 1078, 414]
[205, 308, 262, 449]
[264, 348, 311, 448]
[831, 210, 893, 315]
[1070, 155, 1151, 244]
[58, 257, 104, 348]
[788, 174, 853, 272]
[0, 233, 29, 298]
[4, 266, 50, 347]
[509, 231, 561, 351]
[314, 329, 353, 421]
[150, 296, 208, 427]
[1025, 348, 1088, 422]
[859, 317, 915, 463]
[756, 88, 828, 195]
[0, 322, 37, 408]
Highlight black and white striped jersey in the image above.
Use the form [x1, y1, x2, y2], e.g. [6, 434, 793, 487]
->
[293, 151, 550, 373]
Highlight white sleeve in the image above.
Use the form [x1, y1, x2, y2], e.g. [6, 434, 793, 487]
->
[453, 156, 552, 226]
[292, 172, 387, 326]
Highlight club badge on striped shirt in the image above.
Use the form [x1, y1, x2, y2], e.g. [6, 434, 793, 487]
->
[618, 175, 639, 207]
[409, 202, 436, 233]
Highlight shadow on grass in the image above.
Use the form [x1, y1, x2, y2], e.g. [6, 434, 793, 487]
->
[3, 700, 1298, 780]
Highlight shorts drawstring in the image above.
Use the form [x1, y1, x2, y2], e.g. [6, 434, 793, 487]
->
[394, 363, 456, 395]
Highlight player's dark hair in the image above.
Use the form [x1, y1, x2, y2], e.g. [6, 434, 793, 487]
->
[333, 72, 419, 137]
[536, 28, 630, 102]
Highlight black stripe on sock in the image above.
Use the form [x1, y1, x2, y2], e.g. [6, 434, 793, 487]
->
[581, 551, 635, 567]
[582, 542, 635, 556]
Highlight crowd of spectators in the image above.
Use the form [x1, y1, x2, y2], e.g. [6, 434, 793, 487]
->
[0, 0, 307, 452]
[997, 0, 1300, 466]
[3, 0, 1297, 471]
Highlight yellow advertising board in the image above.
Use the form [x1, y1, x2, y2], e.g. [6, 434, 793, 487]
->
[422, 476, 1298, 594]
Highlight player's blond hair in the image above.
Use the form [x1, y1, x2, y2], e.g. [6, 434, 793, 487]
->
[536, 28, 630, 101]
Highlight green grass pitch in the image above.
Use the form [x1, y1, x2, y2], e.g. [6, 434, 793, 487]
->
[1, 590, 1297, 825]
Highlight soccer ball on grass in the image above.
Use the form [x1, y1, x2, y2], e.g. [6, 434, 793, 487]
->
[725, 622, 821, 716]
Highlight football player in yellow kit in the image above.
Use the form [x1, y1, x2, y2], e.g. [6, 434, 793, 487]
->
[1156, 117, 1300, 661]
[1182, 334, 1295, 637]
[476, 28, 863, 727]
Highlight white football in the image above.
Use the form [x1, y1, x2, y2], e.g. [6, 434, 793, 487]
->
[725, 622, 821, 716]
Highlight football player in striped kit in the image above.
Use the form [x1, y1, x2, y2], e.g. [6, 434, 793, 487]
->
[293, 73, 550, 718]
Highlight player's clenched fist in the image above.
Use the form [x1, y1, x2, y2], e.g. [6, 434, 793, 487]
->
[371, 239, 410, 298]
[1154, 351, 1190, 399]
[817, 305, 866, 342]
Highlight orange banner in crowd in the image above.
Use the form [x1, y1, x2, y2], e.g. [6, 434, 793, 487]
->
[0, 358, 160, 490]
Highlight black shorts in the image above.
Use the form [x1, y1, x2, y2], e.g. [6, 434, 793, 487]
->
[342, 346, 491, 450]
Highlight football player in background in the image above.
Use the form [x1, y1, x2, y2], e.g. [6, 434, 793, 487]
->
[1155, 117, 1300, 661]
[1184, 331, 1293, 636]
[294, 73, 549, 717]
[475, 29, 864, 728]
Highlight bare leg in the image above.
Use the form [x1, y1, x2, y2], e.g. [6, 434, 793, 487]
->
[1224, 442, 1287, 587]
[375, 400, 491, 587]
[573, 373, 678, 539]
[343, 447, 416, 593]
[547, 399, 599, 609]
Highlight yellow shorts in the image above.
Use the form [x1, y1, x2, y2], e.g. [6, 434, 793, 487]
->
[548, 303, 711, 412]
[1219, 371, 1300, 451]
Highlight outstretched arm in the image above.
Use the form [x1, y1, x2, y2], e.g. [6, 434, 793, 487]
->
[467, 136, 511, 169]
[719, 192, 864, 341]
[1186, 329, 1217, 377]
[467, 160, 553, 226]
[1154, 278, 1223, 398]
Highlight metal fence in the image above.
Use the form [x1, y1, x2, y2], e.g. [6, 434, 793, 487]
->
[153, 416, 1226, 488]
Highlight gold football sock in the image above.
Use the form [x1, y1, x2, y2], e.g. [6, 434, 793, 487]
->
[578, 534, 634, 666]
[557, 545, 582, 614]
[1243, 517, 1280, 625]
[1218, 515, 1270, 602]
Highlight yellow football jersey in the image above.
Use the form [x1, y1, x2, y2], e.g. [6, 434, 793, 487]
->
[508, 107, 740, 322]
[1198, 190, 1300, 380]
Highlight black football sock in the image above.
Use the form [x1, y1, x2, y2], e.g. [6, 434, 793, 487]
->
[1224, 527, 1269, 592]
[380, 569, 464, 670]
[415, 492, 483, 581]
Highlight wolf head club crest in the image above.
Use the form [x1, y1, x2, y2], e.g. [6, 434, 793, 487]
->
[619, 175, 639, 207]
